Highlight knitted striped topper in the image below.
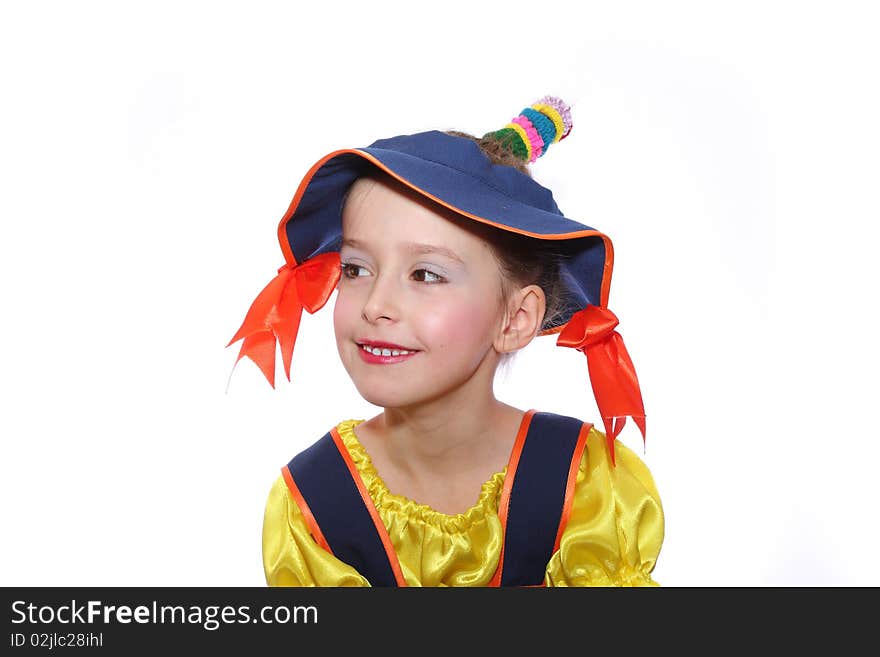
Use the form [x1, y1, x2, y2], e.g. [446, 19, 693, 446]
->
[482, 95, 573, 163]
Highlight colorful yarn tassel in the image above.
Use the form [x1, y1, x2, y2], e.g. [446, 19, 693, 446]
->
[483, 95, 573, 163]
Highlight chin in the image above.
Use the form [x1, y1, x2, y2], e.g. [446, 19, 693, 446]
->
[352, 374, 443, 409]
[355, 385, 418, 410]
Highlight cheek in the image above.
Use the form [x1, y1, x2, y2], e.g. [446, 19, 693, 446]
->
[419, 294, 497, 348]
[333, 292, 356, 339]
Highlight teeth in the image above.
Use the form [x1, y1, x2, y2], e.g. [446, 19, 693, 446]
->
[361, 344, 413, 356]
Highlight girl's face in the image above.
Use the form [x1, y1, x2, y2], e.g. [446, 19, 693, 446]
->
[334, 174, 507, 410]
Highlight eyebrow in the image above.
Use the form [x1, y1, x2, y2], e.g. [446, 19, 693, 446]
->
[341, 238, 465, 265]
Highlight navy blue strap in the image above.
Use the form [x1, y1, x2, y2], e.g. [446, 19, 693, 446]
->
[286, 432, 399, 587]
[500, 412, 586, 586]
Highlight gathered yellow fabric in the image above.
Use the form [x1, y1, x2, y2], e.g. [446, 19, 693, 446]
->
[262, 418, 664, 587]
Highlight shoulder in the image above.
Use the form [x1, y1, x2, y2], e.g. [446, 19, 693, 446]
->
[557, 416, 662, 521]
[577, 424, 660, 496]
[519, 410, 662, 517]
[531, 411, 658, 490]
[543, 422, 664, 586]
[262, 472, 370, 587]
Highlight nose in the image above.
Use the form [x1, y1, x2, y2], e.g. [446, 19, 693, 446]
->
[361, 270, 399, 323]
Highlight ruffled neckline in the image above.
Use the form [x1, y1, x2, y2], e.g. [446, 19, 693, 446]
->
[336, 419, 507, 533]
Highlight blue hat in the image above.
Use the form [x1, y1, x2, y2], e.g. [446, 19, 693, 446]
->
[227, 97, 646, 465]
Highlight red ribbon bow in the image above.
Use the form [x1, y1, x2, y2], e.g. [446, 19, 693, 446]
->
[556, 304, 646, 466]
[226, 252, 341, 387]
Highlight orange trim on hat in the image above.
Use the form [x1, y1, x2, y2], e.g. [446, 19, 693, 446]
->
[275, 148, 615, 333]
[488, 408, 537, 587]
[329, 426, 409, 587]
[281, 465, 332, 554]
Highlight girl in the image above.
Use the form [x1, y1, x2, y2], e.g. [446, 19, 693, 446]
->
[228, 96, 665, 587]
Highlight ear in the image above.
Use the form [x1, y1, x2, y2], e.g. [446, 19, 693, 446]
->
[494, 284, 546, 354]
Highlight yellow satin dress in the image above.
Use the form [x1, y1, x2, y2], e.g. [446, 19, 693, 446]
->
[262, 418, 664, 587]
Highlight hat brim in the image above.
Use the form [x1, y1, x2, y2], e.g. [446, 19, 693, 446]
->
[276, 146, 614, 336]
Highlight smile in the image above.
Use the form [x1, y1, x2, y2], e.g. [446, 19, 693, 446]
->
[357, 343, 420, 364]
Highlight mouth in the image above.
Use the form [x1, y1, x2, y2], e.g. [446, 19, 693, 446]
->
[356, 341, 420, 364]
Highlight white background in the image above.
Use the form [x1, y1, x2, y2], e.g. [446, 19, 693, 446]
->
[2, 1, 878, 586]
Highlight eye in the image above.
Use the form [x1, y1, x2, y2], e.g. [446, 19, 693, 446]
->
[340, 262, 368, 279]
[412, 268, 445, 284]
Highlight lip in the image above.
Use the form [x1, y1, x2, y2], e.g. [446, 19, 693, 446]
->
[356, 341, 420, 365]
